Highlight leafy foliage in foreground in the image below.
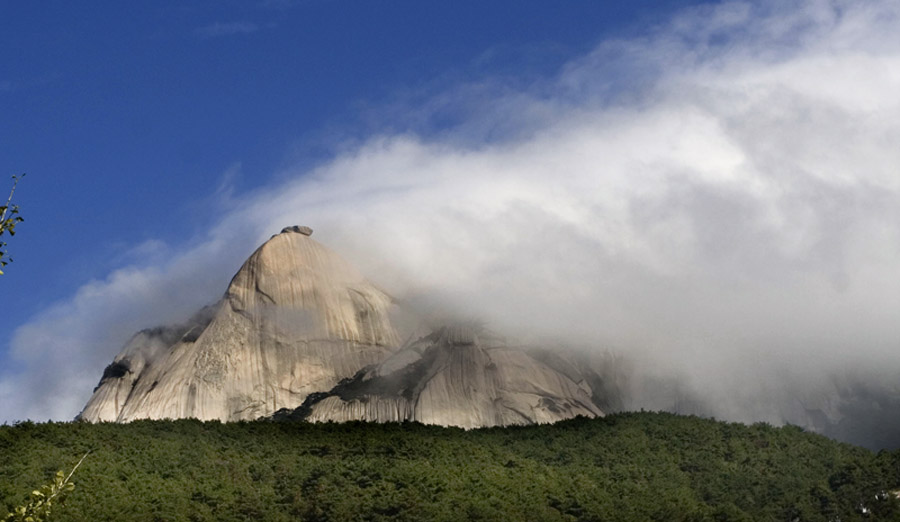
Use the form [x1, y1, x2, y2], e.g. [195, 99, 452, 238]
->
[0, 174, 25, 274]
[3, 453, 85, 522]
[2, 413, 900, 521]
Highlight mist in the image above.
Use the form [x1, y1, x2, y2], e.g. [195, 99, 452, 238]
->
[3, 0, 900, 448]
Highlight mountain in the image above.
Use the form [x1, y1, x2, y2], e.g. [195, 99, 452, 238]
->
[279, 324, 603, 428]
[80, 226, 402, 422]
[80, 226, 608, 426]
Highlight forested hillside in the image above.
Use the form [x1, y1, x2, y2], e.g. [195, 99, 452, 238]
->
[3, 413, 900, 521]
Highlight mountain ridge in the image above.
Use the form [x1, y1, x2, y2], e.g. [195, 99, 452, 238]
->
[81, 227, 609, 426]
[276, 323, 603, 428]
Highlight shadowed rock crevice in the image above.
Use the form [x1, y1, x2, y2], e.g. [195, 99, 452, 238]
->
[100, 360, 131, 382]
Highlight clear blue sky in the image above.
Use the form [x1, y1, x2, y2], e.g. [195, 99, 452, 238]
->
[1, 0, 698, 343]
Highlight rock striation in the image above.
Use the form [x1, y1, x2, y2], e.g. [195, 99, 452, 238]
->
[277, 324, 604, 428]
[80, 226, 401, 422]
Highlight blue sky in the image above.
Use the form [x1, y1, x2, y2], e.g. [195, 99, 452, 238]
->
[3, 0, 900, 426]
[1, 0, 694, 339]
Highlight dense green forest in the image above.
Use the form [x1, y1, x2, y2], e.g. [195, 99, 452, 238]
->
[3, 413, 900, 521]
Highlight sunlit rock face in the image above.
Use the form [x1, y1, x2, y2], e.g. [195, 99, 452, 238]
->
[283, 324, 605, 428]
[82, 226, 610, 426]
[80, 227, 402, 422]
[80, 305, 218, 422]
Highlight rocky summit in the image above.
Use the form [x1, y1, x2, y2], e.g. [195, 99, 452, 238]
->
[81, 227, 611, 427]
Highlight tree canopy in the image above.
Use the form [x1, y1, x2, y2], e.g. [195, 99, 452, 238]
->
[3, 413, 900, 521]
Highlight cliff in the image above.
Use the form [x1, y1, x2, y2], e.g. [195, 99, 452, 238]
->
[80, 226, 401, 422]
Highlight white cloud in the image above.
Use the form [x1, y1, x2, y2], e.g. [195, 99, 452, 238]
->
[4, 0, 900, 437]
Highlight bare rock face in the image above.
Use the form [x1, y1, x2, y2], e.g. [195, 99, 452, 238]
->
[81, 305, 218, 422]
[82, 226, 610, 427]
[80, 227, 401, 422]
[280, 324, 604, 428]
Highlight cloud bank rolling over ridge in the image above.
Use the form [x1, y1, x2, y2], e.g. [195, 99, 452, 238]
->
[3, 1, 900, 445]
